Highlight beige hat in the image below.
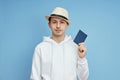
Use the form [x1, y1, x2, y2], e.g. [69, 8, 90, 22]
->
[45, 7, 71, 25]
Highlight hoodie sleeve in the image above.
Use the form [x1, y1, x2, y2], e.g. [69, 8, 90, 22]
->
[30, 47, 42, 80]
[77, 57, 89, 80]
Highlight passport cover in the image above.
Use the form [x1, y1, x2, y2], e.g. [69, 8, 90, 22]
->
[74, 30, 87, 44]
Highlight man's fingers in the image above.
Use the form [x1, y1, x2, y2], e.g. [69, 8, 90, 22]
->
[78, 42, 85, 45]
[78, 42, 85, 46]
[79, 47, 84, 52]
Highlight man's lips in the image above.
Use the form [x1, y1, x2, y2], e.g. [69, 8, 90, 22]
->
[55, 29, 61, 32]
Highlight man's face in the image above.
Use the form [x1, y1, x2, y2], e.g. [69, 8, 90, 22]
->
[49, 17, 68, 37]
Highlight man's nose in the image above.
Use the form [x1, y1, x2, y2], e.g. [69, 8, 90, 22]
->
[56, 23, 60, 28]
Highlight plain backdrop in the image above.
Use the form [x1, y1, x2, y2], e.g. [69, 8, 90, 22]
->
[0, 0, 120, 80]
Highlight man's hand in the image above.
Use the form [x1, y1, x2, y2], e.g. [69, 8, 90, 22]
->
[78, 42, 87, 58]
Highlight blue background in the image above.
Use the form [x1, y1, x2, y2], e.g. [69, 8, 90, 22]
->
[0, 0, 120, 80]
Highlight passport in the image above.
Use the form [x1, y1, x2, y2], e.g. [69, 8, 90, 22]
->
[74, 30, 87, 44]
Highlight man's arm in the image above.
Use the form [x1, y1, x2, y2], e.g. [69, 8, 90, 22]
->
[77, 57, 89, 80]
[77, 43, 89, 80]
[30, 47, 42, 80]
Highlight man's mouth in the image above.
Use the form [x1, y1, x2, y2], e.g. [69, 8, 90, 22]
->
[55, 29, 61, 31]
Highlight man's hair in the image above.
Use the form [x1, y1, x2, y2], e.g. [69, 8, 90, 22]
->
[48, 17, 51, 22]
[48, 17, 69, 25]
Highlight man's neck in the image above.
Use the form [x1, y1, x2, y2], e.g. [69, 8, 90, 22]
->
[51, 34, 65, 43]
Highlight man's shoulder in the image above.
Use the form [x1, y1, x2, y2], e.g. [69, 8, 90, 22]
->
[35, 41, 50, 49]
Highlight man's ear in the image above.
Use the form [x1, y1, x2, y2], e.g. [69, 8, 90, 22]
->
[48, 22, 51, 28]
[67, 25, 69, 28]
[66, 25, 69, 29]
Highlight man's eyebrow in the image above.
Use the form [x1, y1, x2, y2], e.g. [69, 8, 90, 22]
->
[60, 19, 66, 22]
[51, 19, 56, 21]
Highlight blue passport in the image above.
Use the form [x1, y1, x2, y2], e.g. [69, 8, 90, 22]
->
[74, 30, 87, 44]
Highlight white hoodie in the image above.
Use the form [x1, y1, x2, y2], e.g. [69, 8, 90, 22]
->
[30, 35, 89, 80]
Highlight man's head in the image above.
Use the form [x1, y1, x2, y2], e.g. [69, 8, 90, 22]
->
[45, 7, 71, 37]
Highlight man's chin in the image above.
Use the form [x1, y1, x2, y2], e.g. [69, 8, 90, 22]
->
[55, 33, 63, 37]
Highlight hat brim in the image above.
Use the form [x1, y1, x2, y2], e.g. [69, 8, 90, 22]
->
[45, 16, 71, 26]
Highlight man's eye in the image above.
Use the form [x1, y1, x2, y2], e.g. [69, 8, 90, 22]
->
[52, 21, 56, 24]
[61, 21, 65, 24]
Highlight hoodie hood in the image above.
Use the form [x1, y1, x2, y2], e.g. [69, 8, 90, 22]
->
[43, 35, 72, 45]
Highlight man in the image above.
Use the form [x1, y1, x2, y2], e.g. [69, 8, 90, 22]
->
[30, 7, 89, 80]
